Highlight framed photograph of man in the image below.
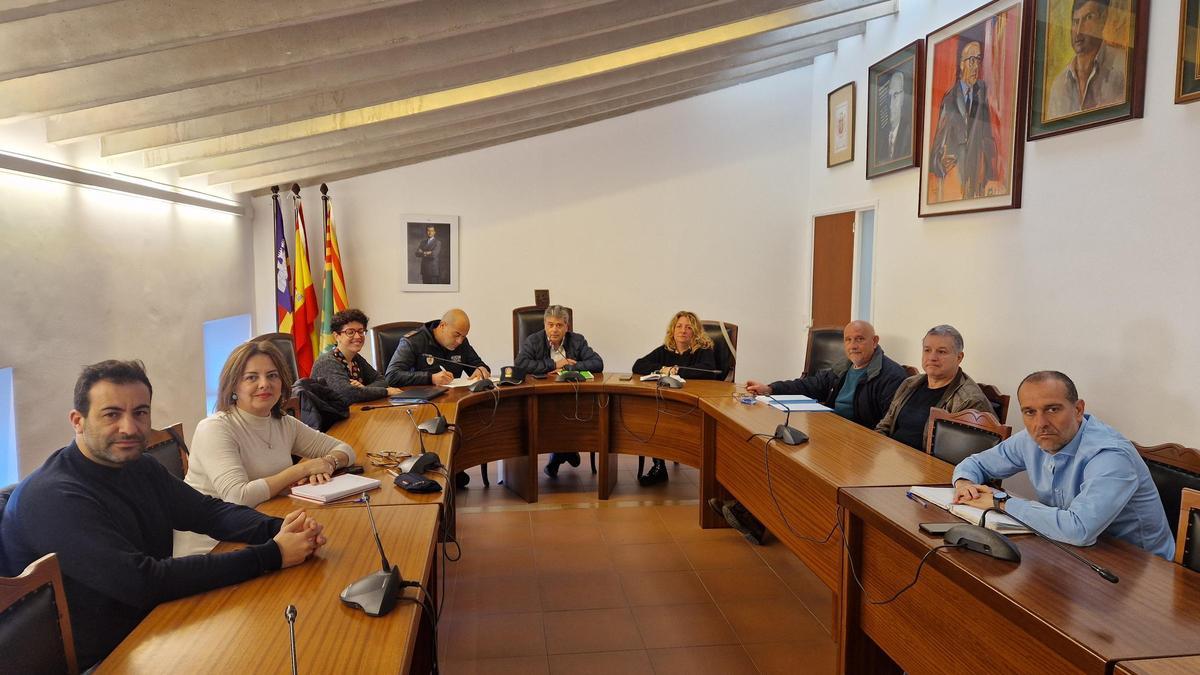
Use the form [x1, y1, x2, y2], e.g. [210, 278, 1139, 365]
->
[1178, 0, 1200, 104]
[867, 41, 925, 179]
[919, 0, 1031, 218]
[402, 215, 459, 292]
[1028, 0, 1149, 139]
[827, 82, 856, 167]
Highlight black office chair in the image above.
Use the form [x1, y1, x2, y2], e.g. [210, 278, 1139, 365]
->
[1135, 442, 1200, 539]
[249, 332, 299, 385]
[978, 383, 1011, 425]
[924, 408, 1010, 467]
[0, 553, 78, 675]
[0, 484, 14, 567]
[144, 423, 189, 480]
[1176, 488, 1200, 572]
[370, 321, 424, 373]
[700, 320, 738, 382]
[803, 326, 844, 377]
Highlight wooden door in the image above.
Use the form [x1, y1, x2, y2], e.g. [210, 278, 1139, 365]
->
[811, 212, 855, 328]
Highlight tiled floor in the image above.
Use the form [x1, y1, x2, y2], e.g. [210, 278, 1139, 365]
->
[436, 460, 837, 674]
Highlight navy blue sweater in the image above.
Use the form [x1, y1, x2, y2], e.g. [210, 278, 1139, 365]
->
[0, 442, 283, 669]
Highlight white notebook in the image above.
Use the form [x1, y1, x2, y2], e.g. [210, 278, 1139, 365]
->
[290, 473, 381, 503]
[907, 485, 1031, 534]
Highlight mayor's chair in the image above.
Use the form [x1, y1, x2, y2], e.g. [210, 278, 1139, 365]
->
[0, 553, 78, 675]
[1176, 488, 1200, 572]
[144, 423, 189, 480]
[1135, 442, 1200, 539]
[977, 383, 1011, 425]
[803, 326, 844, 378]
[249, 333, 299, 385]
[700, 320, 738, 382]
[371, 321, 424, 373]
[923, 408, 1010, 467]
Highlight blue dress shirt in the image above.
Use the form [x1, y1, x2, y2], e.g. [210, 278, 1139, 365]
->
[952, 414, 1174, 560]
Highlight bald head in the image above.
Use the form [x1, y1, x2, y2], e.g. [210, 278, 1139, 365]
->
[435, 308, 471, 350]
[843, 321, 879, 368]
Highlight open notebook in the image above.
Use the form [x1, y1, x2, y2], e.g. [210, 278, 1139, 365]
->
[908, 486, 1031, 534]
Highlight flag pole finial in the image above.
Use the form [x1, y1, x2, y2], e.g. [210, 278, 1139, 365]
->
[290, 183, 300, 196]
[271, 185, 279, 195]
[319, 183, 329, 196]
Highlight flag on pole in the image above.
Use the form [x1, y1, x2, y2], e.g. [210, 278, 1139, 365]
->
[290, 186, 319, 377]
[318, 184, 349, 354]
[272, 187, 294, 333]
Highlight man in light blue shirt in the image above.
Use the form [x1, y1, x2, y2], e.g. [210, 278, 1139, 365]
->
[953, 371, 1174, 560]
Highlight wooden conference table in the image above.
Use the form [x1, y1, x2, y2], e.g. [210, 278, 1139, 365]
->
[101, 375, 1200, 673]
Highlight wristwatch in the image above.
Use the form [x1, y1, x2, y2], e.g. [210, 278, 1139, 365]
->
[992, 490, 1010, 508]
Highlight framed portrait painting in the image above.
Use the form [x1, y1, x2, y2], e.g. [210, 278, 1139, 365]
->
[919, 0, 1031, 218]
[827, 82, 856, 167]
[1028, 0, 1149, 139]
[867, 41, 925, 179]
[402, 215, 459, 292]
[1179, 0, 1200, 103]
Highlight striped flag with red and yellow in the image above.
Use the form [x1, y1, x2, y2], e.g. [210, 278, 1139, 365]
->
[291, 188, 319, 377]
[318, 185, 349, 353]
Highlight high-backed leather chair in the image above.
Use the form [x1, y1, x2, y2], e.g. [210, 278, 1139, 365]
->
[977, 383, 1011, 425]
[144, 423, 189, 480]
[249, 332, 299, 385]
[923, 408, 1010, 467]
[0, 484, 14, 565]
[512, 305, 573, 356]
[0, 553, 78, 674]
[1176, 487, 1200, 572]
[803, 326, 844, 377]
[1135, 442, 1200, 538]
[371, 321, 424, 373]
[700, 320, 738, 382]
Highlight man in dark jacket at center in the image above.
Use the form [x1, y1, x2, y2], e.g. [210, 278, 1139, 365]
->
[746, 320, 906, 429]
[385, 308, 490, 387]
[722, 320, 906, 544]
[515, 304, 604, 476]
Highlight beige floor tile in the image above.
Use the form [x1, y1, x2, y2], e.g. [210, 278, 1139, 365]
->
[609, 542, 691, 573]
[534, 542, 614, 573]
[441, 655, 550, 675]
[542, 607, 645, 654]
[646, 644, 758, 675]
[679, 539, 768, 570]
[547, 650, 653, 675]
[442, 611, 546, 660]
[447, 546, 537, 579]
[697, 566, 793, 602]
[631, 602, 738, 649]
[538, 571, 626, 611]
[744, 640, 837, 675]
[597, 519, 672, 544]
[618, 570, 712, 606]
[719, 597, 829, 644]
[532, 521, 605, 545]
[449, 574, 541, 615]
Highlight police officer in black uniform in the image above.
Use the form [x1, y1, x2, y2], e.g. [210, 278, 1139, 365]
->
[385, 308, 490, 387]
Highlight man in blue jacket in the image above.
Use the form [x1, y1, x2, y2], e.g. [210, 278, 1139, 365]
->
[516, 305, 604, 476]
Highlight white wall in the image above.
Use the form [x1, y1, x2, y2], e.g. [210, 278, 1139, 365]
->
[253, 70, 814, 383]
[1, 120, 254, 476]
[806, 1, 1200, 444]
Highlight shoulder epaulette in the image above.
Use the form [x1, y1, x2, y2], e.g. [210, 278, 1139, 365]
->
[403, 329, 420, 338]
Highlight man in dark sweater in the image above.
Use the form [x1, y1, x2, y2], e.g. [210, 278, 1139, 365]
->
[727, 321, 907, 544]
[0, 360, 326, 670]
[385, 308, 491, 387]
[746, 320, 907, 429]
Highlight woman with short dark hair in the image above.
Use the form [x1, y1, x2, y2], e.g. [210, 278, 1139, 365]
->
[311, 308, 404, 403]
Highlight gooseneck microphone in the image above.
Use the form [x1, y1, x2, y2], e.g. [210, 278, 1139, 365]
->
[339, 493, 401, 616]
[761, 394, 808, 445]
[982, 508, 1118, 583]
[399, 410, 443, 474]
[285, 604, 298, 675]
[362, 400, 446, 435]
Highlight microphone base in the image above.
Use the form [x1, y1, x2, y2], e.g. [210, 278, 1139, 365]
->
[774, 424, 808, 445]
[340, 566, 401, 617]
[467, 378, 496, 392]
[658, 375, 685, 389]
[417, 416, 447, 435]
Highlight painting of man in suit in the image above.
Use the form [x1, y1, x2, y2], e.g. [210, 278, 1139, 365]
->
[929, 34, 1005, 202]
[877, 70, 912, 164]
[405, 220, 455, 289]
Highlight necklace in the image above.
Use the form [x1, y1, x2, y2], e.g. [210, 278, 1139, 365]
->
[232, 407, 274, 449]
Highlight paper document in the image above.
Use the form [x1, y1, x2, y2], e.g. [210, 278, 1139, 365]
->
[446, 376, 501, 388]
[907, 485, 1031, 534]
[756, 395, 831, 412]
[290, 473, 380, 503]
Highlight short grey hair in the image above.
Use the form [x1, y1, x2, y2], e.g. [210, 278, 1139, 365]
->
[925, 324, 964, 353]
[543, 305, 570, 323]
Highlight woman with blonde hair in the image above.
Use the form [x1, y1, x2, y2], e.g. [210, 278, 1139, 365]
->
[632, 310, 722, 485]
[176, 340, 355, 555]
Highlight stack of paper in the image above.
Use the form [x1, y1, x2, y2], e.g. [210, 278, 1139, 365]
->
[756, 395, 832, 413]
[290, 473, 381, 503]
[907, 486, 1031, 534]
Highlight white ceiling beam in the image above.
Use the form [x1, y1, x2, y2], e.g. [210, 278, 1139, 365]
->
[123, 0, 893, 163]
[235, 60, 805, 195]
[0, 0, 615, 119]
[0, 0, 116, 24]
[0, 0, 421, 81]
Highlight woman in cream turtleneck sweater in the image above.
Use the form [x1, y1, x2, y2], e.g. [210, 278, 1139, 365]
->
[175, 341, 355, 555]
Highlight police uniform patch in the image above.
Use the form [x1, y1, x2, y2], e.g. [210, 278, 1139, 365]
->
[425, 355, 435, 366]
